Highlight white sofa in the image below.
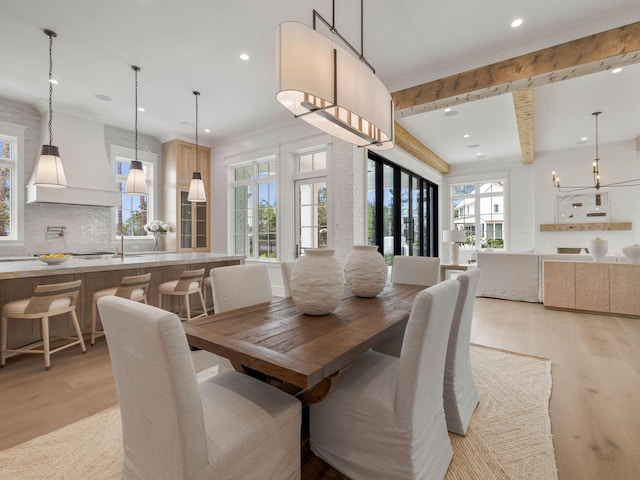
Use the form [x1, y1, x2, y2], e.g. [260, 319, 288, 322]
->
[476, 252, 621, 303]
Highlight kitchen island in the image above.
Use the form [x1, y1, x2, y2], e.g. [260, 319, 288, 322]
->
[0, 253, 244, 350]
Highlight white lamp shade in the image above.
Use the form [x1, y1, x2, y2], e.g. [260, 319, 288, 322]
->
[187, 174, 207, 202]
[443, 229, 466, 243]
[125, 163, 148, 195]
[276, 21, 394, 150]
[34, 148, 67, 188]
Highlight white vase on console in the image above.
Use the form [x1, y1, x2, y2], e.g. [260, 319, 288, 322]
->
[622, 244, 640, 264]
[588, 237, 608, 262]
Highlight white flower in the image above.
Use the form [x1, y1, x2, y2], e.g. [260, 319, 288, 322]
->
[144, 220, 169, 235]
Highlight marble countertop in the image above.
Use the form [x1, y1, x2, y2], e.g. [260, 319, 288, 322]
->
[0, 252, 245, 280]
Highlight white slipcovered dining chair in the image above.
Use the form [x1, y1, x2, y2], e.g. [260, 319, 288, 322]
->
[97, 296, 301, 480]
[210, 264, 272, 314]
[280, 261, 295, 298]
[391, 255, 440, 286]
[310, 279, 460, 480]
[444, 267, 481, 435]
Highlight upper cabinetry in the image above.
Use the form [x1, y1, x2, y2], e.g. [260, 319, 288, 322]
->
[162, 139, 210, 252]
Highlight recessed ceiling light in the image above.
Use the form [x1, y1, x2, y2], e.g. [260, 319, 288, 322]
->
[577, 137, 588, 144]
[49, 78, 59, 85]
[467, 144, 480, 149]
[94, 94, 112, 102]
[444, 108, 458, 116]
[138, 107, 145, 112]
[204, 128, 211, 133]
[511, 18, 523, 28]
[476, 152, 483, 157]
[463, 134, 470, 138]
[611, 67, 623, 74]
[240, 53, 250, 61]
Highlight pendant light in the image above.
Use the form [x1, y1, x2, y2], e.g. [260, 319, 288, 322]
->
[125, 65, 148, 195]
[34, 29, 67, 188]
[187, 91, 207, 202]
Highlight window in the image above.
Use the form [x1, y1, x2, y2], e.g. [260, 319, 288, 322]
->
[451, 180, 505, 249]
[114, 157, 153, 237]
[295, 149, 328, 255]
[233, 157, 277, 260]
[367, 152, 439, 264]
[0, 134, 16, 238]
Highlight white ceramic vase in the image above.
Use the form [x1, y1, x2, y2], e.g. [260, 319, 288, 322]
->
[588, 237, 608, 262]
[344, 245, 388, 297]
[622, 244, 640, 264]
[290, 248, 344, 315]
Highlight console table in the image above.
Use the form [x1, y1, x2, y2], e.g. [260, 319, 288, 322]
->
[440, 263, 469, 281]
[542, 260, 640, 318]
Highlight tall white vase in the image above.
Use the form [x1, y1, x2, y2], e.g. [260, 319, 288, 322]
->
[290, 248, 344, 315]
[344, 245, 388, 297]
[588, 237, 608, 262]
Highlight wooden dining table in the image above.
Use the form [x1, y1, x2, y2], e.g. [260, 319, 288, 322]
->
[183, 283, 425, 403]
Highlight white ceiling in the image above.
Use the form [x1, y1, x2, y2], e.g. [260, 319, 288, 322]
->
[2, 0, 640, 166]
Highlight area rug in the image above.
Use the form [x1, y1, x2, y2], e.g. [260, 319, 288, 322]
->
[0, 347, 557, 480]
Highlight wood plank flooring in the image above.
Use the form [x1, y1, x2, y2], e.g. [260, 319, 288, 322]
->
[1, 297, 639, 479]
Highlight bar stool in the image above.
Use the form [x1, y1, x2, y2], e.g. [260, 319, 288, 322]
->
[1, 279, 85, 370]
[202, 276, 213, 311]
[91, 273, 151, 346]
[158, 268, 208, 321]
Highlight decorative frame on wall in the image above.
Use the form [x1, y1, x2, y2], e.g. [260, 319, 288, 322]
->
[556, 192, 609, 223]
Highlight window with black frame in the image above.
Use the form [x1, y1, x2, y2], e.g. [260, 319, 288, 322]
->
[367, 152, 438, 265]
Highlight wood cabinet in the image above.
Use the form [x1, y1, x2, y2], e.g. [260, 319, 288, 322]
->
[163, 139, 210, 252]
[543, 261, 639, 318]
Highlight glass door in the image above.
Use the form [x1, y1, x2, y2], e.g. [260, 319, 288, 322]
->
[295, 177, 327, 257]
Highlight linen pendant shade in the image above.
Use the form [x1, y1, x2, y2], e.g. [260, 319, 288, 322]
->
[187, 91, 206, 202]
[34, 29, 67, 188]
[125, 65, 148, 195]
[275, 21, 394, 151]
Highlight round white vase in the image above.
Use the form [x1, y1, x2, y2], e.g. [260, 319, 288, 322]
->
[344, 245, 388, 297]
[622, 244, 640, 264]
[588, 237, 609, 262]
[290, 248, 344, 315]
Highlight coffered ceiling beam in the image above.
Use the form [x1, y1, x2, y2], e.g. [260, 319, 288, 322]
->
[394, 122, 451, 174]
[392, 22, 640, 118]
[512, 88, 535, 164]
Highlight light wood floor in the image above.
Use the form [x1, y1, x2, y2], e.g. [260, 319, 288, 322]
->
[1, 298, 639, 479]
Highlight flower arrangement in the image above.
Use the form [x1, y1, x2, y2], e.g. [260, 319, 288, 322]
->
[144, 220, 170, 235]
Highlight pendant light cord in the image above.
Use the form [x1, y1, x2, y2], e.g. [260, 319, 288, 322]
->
[134, 66, 139, 163]
[47, 31, 54, 146]
[194, 91, 200, 172]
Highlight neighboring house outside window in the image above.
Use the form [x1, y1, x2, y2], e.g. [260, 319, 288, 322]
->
[232, 157, 277, 260]
[0, 134, 17, 239]
[451, 180, 505, 249]
[114, 157, 153, 237]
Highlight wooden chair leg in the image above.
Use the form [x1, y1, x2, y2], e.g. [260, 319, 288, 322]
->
[0, 314, 7, 367]
[71, 310, 87, 353]
[198, 290, 208, 316]
[184, 294, 192, 321]
[91, 301, 98, 346]
[42, 317, 51, 371]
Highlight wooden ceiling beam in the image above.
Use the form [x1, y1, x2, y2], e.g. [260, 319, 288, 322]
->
[392, 22, 640, 118]
[394, 122, 450, 174]
[512, 89, 535, 164]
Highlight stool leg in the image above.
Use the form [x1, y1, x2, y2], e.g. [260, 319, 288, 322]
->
[1, 313, 7, 367]
[42, 316, 51, 370]
[91, 300, 98, 346]
[184, 294, 192, 321]
[71, 310, 87, 353]
[198, 290, 208, 316]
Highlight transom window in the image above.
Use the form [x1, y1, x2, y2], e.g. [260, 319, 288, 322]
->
[232, 157, 277, 260]
[451, 180, 505, 249]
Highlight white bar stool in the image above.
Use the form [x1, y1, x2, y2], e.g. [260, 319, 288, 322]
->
[158, 268, 208, 321]
[91, 273, 151, 345]
[1, 279, 85, 370]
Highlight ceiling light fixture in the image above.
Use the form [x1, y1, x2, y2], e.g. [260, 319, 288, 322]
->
[511, 18, 523, 28]
[33, 29, 67, 188]
[125, 65, 148, 195]
[240, 53, 250, 61]
[188, 91, 207, 202]
[552, 111, 640, 192]
[275, 0, 394, 150]
[611, 67, 623, 74]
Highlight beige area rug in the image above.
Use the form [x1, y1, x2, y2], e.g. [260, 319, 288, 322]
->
[0, 347, 557, 480]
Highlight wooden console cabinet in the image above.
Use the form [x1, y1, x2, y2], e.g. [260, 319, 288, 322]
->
[543, 261, 640, 317]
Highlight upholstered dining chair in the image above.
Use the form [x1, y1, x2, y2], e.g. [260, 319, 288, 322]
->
[444, 267, 481, 435]
[158, 268, 208, 321]
[210, 264, 272, 314]
[97, 296, 301, 480]
[310, 280, 460, 480]
[90, 272, 151, 345]
[280, 260, 295, 298]
[390, 255, 440, 286]
[1, 279, 85, 370]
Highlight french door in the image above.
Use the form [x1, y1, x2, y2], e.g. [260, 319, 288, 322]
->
[294, 177, 328, 257]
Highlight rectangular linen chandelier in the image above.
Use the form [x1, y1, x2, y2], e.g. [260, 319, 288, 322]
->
[275, 2, 394, 150]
